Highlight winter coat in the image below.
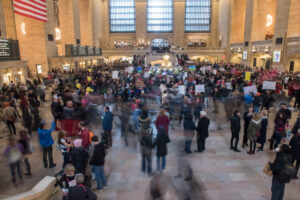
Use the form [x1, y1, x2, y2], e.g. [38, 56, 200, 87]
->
[197, 117, 210, 139]
[89, 142, 106, 166]
[62, 107, 75, 120]
[270, 152, 293, 184]
[289, 134, 300, 161]
[247, 119, 261, 141]
[155, 115, 169, 134]
[38, 121, 56, 148]
[183, 119, 196, 139]
[231, 115, 241, 134]
[292, 117, 300, 135]
[102, 111, 113, 131]
[140, 133, 154, 157]
[257, 117, 268, 144]
[79, 128, 91, 149]
[154, 132, 170, 157]
[70, 147, 89, 174]
[139, 116, 151, 130]
[243, 111, 253, 133]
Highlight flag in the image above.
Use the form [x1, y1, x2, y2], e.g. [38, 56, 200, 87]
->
[13, 0, 47, 22]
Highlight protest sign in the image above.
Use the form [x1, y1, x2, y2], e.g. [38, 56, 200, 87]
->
[243, 85, 257, 95]
[178, 85, 186, 95]
[245, 72, 251, 81]
[112, 71, 119, 79]
[213, 69, 217, 75]
[262, 81, 276, 90]
[195, 85, 205, 93]
[205, 66, 211, 71]
[137, 66, 142, 74]
[189, 65, 196, 71]
[225, 82, 233, 90]
[144, 72, 150, 78]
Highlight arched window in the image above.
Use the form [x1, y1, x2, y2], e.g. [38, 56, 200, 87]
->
[185, 0, 211, 32]
[147, 0, 173, 32]
[110, 0, 136, 32]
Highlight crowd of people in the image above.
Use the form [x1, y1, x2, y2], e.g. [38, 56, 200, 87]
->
[1, 61, 300, 200]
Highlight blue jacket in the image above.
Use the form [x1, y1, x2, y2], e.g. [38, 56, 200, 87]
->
[38, 121, 56, 147]
[244, 94, 253, 104]
[103, 111, 113, 131]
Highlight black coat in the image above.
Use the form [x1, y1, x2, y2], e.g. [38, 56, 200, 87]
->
[289, 134, 300, 161]
[197, 117, 210, 139]
[231, 115, 241, 134]
[154, 133, 170, 157]
[243, 111, 252, 132]
[292, 117, 300, 135]
[270, 152, 293, 183]
[67, 185, 97, 200]
[70, 147, 89, 174]
[89, 142, 106, 166]
[257, 118, 268, 144]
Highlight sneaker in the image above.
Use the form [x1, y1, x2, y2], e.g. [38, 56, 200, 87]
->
[234, 149, 241, 152]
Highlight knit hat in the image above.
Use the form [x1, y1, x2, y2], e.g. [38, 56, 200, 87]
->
[73, 139, 82, 148]
[200, 111, 206, 116]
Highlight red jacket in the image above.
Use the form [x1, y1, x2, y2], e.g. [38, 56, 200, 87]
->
[79, 128, 91, 148]
[155, 115, 170, 134]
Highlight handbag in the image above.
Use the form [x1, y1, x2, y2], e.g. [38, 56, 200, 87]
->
[263, 162, 273, 177]
[256, 131, 261, 137]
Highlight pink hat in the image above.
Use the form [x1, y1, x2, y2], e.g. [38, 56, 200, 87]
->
[73, 139, 82, 148]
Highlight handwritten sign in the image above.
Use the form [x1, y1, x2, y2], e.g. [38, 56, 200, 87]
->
[243, 85, 257, 95]
[178, 85, 186, 95]
[262, 81, 276, 90]
[195, 85, 205, 93]
[245, 72, 251, 81]
[112, 71, 119, 79]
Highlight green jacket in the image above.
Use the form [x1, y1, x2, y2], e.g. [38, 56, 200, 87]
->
[247, 119, 261, 140]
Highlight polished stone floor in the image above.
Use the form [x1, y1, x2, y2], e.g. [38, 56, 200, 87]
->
[0, 94, 300, 200]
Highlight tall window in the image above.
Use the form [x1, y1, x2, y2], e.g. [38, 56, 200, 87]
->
[185, 0, 211, 32]
[110, 0, 135, 32]
[147, 0, 173, 32]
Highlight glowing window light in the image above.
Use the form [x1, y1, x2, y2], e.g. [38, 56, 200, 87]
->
[21, 23, 26, 35]
[55, 28, 61, 40]
[266, 14, 273, 27]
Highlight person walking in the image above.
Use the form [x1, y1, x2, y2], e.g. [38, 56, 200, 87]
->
[38, 121, 56, 168]
[89, 136, 107, 190]
[196, 111, 210, 153]
[257, 110, 268, 152]
[230, 111, 241, 152]
[3, 102, 18, 135]
[270, 112, 285, 150]
[154, 127, 170, 171]
[183, 115, 196, 154]
[18, 130, 32, 176]
[289, 130, 300, 179]
[4, 136, 24, 186]
[102, 106, 113, 148]
[247, 114, 261, 155]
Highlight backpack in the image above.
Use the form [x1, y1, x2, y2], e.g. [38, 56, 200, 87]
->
[278, 156, 297, 183]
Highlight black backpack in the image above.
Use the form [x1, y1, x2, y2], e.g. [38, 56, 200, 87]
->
[278, 156, 296, 183]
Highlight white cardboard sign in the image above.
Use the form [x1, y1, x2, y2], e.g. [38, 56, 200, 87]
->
[178, 85, 186, 95]
[243, 85, 257, 95]
[225, 82, 233, 90]
[195, 85, 205, 93]
[262, 81, 276, 90]
[112, 71, 119, 79]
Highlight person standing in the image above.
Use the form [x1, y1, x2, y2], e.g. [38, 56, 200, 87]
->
[183, 115, 196, 154]
[253, 93, 262, 113]
[257, 111, 268, 152]
[196, 111, 210, 153]
[270, 112, 286, 150]
[242, 106, 253, 148]
[270, 144, 294, 200]
[102, 106, 113, 148]
[292, 110, 300, 135]
[57, 131, 72, 170]
[78, 122, 92, 151]
[155, 109, 170, 135]
[89, 136, 107, 190]
[38, 121, 56, 168]
[289, 130, 300, 179]
[140, 130, 154, 176]
[70, 139, 89, 175]
[230, 111, 241, 152]
[247, 114, 261, 155]
[154, 127, 170, 171]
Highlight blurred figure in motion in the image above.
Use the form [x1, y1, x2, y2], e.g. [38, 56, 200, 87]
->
[154, 127, 170, 172]
[183, 114, 196, 154]
[102, 106, 114, 148]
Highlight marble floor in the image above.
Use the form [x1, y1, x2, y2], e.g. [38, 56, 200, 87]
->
[0, 95, 300, 200]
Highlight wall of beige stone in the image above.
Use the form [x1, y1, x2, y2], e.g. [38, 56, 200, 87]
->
[92, 0, 103, 47]
[219, 0, 230, 48]
[287, 0, 300, 38]
[230, 0, 246, 44]
[79, 0, 93, 46]
[0, 1, 7, 38]
[1, 0, 17, 40]
[45, 0, 58, 59]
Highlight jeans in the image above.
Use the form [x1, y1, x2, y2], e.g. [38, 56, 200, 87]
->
[9, 161, 22, 184]
[249, 140, 256, 152]
[230, 132, 239, 149]
[253, 106, 259, 113]
[197, 138, 206, 152]
[92, 165, 106, 190]
[270, 132, 282, 150]
[62, 152, 70, 169]
[156, 156, 166, 171]
[105, 130, 112, 147]
[24, 157, 31, 174]
[142, 155, 152, 175]
[6, 120, 16, 135]
[185, 139, 192, 153]
[42, 146, 53, 168]
[271, 177, 285, 200]
[204, 97, 209, 108]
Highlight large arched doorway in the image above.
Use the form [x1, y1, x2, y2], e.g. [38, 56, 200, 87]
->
[151, 39, 170, 53]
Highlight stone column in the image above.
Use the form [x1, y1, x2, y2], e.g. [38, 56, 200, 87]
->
[173, 0, 185, 47]
[79, 0, 93, 46]
[210, 0, 220, 48]
[136, 0, 147, 45]
[242, 0, 254, 66]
